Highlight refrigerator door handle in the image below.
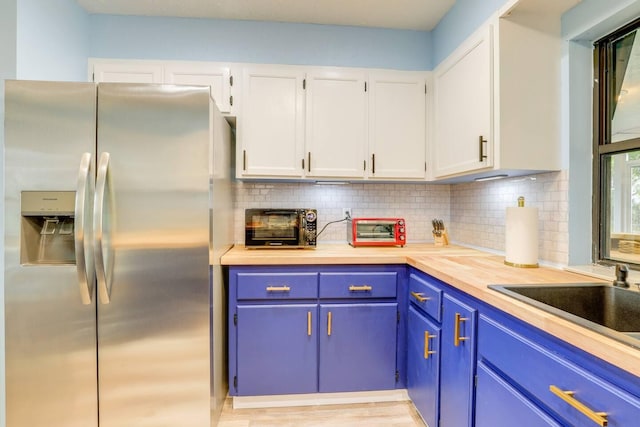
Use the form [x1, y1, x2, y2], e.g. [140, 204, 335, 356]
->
[75, 153, 95, 305]
[94, 152, 114, 304]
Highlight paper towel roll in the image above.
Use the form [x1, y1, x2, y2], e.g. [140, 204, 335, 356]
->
[505, 206, 539, 268]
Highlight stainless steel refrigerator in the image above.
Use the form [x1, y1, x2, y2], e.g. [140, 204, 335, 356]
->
[4, 80, 233, 427]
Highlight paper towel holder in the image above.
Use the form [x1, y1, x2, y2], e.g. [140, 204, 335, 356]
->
[504, 196, 539, 268]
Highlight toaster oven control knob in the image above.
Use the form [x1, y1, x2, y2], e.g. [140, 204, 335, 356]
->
[306, 211, 317, 223]
[398, 220, 404, 226]
[399, 227, 405, 233]
[399, 235, 405, 241]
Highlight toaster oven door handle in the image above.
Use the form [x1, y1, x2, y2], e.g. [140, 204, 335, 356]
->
[349, 285, 373, 292]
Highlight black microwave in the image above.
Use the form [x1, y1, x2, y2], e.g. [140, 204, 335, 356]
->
[245, 209, 317, 248]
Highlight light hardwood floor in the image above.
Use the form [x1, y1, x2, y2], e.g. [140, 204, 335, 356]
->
[217, 399, 426, 427]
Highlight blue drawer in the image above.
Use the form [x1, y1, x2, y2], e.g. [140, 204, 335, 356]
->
[319, 272, 397, 299]
[236, 272, 318, 300]
[479, 315, 640, 427]
[408, 273, 442, 322]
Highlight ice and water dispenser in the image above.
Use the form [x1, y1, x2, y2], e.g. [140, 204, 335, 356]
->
[21, 191, 76, 265]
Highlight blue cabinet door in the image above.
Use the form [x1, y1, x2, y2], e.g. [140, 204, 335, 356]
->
[475, 362, 562, 427]
[440, 293, 478, 427]
[318, 303, 398, 393]
[236, 304, 318, 395]
[407, 305, 441, 427]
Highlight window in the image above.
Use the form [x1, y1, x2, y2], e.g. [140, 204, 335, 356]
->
[595, 18, 640, 266]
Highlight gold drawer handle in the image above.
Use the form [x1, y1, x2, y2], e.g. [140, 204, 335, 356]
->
[424, 331, 436, 359]
[307, 311, 312, 336]
[411, 291, 431, 302]
[349, 285, 372, 292]
[327, 311, 332, 336]
[550, 385, 608, 426]
[454, 312, 469, 347]
[266, 285, 291, 292]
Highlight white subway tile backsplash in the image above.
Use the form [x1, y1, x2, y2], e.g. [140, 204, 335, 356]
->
[449, 170, 570, 265]
[232, 170, 570, 265]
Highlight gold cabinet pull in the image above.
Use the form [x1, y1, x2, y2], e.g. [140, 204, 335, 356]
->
[349, 285, 372, 292]
[454, 312, 469, 347]
[549, 385, 608, 426]
[410, 291, 430, 302]
[424, 331, 436, 359]
[266, 285, 291, 292]
[307, 311, 312, 336]
[327, 311, 332, 336]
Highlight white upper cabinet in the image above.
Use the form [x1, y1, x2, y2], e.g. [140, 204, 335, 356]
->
[164, 63, 233, 114]
[90, 59, 233, 115]
[433, 25, 493, 178]
[368, 71, 427, 180]
[305, 70, 368, 179]
[92, 61, 163, 84]
[237, 66, 305, 178]
[432, 1, 566, 181]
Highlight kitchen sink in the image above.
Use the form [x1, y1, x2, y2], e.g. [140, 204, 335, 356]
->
[489, 283, 640, 349]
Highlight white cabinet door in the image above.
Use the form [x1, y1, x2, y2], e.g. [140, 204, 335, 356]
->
[92, 62, 163, 83]
[433, 25, 493, 178]
[237, 66, 305, 178]
[305, 70, 367, 178]
[164, 63, 232, 114]
[368, 72, 427, 179]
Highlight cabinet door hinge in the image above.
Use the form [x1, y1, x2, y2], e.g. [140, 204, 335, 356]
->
[303, 79, 306, 90]
[424, 162, 427, 172]
[230, 95, 234, 106]
[474, 374, 478, 388]
[302, 158, 305, 170]
[397, 310, 400, 324]
[425, 83, 427, 94]
[92, 72, 95, 82]
[233, 313, 238, 326]
[395, 370, 400, 382]
[233, 375, 238, 389]
[364, 82, 367, 92]
[230, 75, 234, 86]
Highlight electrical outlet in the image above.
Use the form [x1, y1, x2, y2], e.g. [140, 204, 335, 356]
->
[342, 208, 352, 220]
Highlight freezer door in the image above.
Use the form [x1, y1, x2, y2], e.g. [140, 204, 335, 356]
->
[4, 81, 98, 427]
[95, 83, 212, 427]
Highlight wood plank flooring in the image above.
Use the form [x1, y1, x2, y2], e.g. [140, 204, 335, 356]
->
[217, 399, 426, 427]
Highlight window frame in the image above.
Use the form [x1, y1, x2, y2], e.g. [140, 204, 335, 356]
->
[594, 17, 640, 266]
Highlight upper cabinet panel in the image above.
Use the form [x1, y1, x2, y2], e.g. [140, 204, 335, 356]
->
[305, 70, 368, 179]
[164, 63, 232, 114]
[92, 61, 163, 84]
[237, 66, 306, 178]
[433, 25, 493, 178]
[369, 71, 428, 180]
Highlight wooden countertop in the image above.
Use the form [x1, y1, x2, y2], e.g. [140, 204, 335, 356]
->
[221, 243, 640, 378]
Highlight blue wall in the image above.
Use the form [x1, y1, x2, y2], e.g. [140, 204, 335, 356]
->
[89, 15, 432, 71]
[16, 0, 89, 81]
[431, 0, 507, 66]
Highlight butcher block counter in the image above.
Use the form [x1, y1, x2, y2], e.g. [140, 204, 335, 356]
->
[221, 243, 640, 378]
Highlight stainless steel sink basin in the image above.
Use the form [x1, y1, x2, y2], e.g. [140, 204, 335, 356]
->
[489, 283, 640, 349]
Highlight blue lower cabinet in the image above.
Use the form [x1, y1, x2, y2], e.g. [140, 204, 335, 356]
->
[230, 265, 404, 397]
[236, 304, 318, 395]
[407, 305, 441, 427]
[475, 362, 562, 427]
[440, 293, 478, 427]
[319, 303, 398, 392]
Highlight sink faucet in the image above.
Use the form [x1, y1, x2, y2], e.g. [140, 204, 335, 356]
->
[613, 263, 630, 288]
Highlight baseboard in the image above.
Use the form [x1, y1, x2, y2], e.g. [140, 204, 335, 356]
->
[232, 389, 410, 409]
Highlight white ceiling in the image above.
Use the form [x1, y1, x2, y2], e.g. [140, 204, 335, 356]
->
[75, 0, 456, 31]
